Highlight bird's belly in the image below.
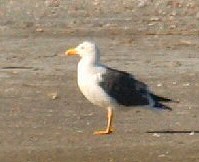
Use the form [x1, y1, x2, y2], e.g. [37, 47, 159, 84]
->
[78, 83, 115, 108]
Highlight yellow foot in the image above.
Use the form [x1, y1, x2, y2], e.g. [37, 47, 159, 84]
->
[93, 128, 114, 135]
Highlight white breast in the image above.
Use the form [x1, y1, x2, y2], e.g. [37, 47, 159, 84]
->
[77, 61, 115, 108]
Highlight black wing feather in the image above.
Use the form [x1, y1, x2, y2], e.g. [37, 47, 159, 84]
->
[99, 67, 149, 106]
[99, 67, 173, 110]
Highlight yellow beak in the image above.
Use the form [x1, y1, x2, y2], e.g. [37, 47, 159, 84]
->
[65, 48, 78, 56]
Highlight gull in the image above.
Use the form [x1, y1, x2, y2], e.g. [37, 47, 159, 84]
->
[65, 41, 173, 135]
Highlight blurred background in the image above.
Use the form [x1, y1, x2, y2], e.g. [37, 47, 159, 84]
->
[0, 0, 199, 162]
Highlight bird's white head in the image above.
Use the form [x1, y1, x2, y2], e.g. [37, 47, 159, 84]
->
[65, 41, 98, 58]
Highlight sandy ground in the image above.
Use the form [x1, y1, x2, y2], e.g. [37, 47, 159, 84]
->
[0, 0, 199, 162]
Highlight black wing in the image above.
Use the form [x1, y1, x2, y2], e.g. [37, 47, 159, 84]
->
[99, 67, 172, 110]
[99, 67, 149, 106]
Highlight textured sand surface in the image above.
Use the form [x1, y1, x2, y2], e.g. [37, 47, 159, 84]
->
[0, 0, 199, 161]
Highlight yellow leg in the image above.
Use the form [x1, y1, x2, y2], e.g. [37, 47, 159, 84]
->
[93, 107, 114, 135]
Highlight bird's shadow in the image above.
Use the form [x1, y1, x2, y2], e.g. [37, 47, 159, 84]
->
[146, 130, 199, 134]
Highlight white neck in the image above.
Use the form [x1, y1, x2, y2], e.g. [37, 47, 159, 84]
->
[79, 48, 100, 67]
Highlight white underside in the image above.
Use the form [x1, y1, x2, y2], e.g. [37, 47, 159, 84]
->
[77, 59, 117, 108]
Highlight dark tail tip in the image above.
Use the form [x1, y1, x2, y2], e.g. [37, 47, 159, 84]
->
[150, 94, 179, 103]
[153, 102, 172, 111]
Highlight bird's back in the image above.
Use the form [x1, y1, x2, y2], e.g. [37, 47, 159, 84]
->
[99, 67, 150, 106]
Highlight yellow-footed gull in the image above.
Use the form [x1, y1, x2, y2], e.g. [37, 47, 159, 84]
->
[65, 41, 173, 135]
